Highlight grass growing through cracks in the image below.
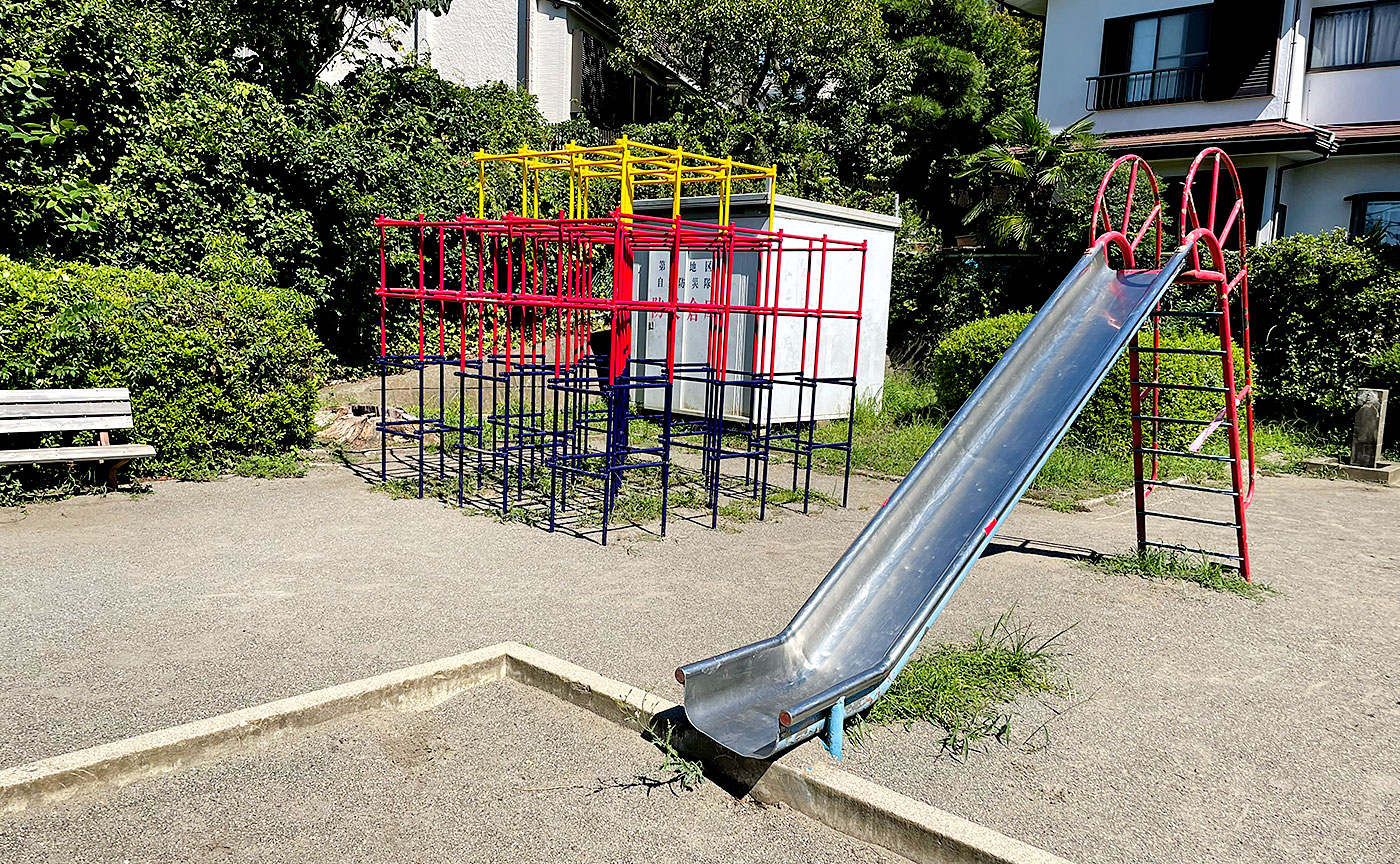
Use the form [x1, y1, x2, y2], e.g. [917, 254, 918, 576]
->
[859, 612, 1072, 757]
[232, 452, 308, 479]
[1093, 547, 1276, 601]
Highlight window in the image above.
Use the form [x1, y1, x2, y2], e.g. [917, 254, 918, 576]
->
[1310, 2, 1400, 70]
[1162, 167, 1268, 248]
[578, 32, 665, 129]
[1093, 6, 1212, 109]
[1349, 194, 1400, 243]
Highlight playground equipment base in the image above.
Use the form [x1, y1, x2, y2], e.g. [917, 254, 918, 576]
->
[0, 643, 1069, 864]
[1302, 456, 1400, 486]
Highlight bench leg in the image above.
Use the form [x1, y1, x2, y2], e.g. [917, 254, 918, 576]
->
[105, 459, 131, 490]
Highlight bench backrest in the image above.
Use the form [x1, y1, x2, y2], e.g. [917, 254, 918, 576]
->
[0, 388, 135, 434]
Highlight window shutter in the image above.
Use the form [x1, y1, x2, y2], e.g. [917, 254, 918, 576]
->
[1206, 0, 1285, 100]
[1100, 16, 1134, 76]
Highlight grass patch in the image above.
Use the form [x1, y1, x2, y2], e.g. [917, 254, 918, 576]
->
[860, 612, 1071, 757]
[232, 452, 308, 479]
[1092, 547, 1276, 601]
[815, 371, 945, 476]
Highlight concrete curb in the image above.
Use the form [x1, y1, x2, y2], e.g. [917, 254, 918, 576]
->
[1, 643, 1073, 864]
[0, 644, 509, 815]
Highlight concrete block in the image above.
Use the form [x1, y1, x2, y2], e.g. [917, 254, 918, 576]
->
[1302, 456, 1400, 486]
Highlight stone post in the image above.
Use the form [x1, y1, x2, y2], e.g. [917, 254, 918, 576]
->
[1351, 388, 1389, 468]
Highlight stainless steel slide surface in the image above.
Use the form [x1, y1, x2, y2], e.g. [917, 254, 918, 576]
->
[677, 247, 1192, 759]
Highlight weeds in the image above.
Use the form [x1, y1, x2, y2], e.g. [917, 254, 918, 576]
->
[232, 452, 308, 479]
[616, 698, 707, 795]
[1092, 547, 1276, 601]
[861, 611, 1072, 758]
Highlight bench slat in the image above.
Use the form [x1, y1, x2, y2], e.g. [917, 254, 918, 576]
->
[0, 444, 156, 466]
[0, 388, 130, 404]
[0, 415, 134, 434]
[0, 402, 132, 419]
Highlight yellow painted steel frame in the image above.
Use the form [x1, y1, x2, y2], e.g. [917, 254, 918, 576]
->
[473, 136, 778, 229]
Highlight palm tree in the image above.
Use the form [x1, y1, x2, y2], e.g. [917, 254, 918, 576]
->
[956, 109, 1101, 250]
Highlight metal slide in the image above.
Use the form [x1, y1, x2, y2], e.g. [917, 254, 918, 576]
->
[677, 245, 1193, 760]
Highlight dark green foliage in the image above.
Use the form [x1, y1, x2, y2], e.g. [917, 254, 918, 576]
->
[1243, 230, 1400, 428]
[888, 247, 1059, 369]
[291, 63, 555, 357]
[883, 0, 1040, 222]
[1364, 344, 1400, 450]
[0, 250, 326, 477]
[926, 310, 1033, 410]
[927, 311, 1241, 449]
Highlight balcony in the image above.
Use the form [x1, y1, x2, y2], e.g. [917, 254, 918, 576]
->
[1087, 66, 1207, 111]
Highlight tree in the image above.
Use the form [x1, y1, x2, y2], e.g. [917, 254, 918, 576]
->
[611, 0, 887, 106]
[196, 0, 454, 101]
[956, 109, 1104, 251]
[882, 0, 1040, 221]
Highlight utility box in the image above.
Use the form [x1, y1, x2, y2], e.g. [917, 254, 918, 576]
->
[630, 192, 897, 422]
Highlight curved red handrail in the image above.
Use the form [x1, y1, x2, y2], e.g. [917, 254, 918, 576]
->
[1090, 154, 1164, 270]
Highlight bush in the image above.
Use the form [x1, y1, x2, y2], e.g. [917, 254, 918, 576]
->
[1243, 230, 1400, 428]
[927, 311, 1033, 410]
[0, 246, 326, 477]
[1365, 344, 1400, 450]
[928, 311, 1240, 449]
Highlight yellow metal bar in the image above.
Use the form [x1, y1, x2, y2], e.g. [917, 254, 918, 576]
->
[767, 170, 776, 231]
[476, 154, 486, 218]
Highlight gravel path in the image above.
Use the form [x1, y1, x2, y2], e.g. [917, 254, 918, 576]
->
[1, 465, 1396, 862]
[0, 679, 904, 863]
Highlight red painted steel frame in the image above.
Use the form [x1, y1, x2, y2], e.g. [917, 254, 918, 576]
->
[373, 210, 868, 390]
[1091, 148, 1257, 581]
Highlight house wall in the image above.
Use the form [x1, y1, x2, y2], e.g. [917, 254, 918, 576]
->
[1279, 155, 1400, 236]
[321, 2, 582, 124]
[1037, 0, 1400, 132]
[1037, 0, 1292, 133]
[420, 0, 521, 91]
[528, 1, 577, 122]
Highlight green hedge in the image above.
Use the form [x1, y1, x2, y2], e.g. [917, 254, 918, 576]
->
[0, 246, 326, 477]
[1242, 230, 1400, 427]
[928, 311, 1241, 450]
[1365, 345, 1400, 450]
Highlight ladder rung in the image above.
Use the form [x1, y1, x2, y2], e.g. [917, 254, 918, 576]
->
[1151, 309, 1222, 318]
[1136, 447, 1235, 462]
[1132, 414, 1231, 427]
[1142, 510, 1239, 528]
[1137, 479, 1239, 496]
[1142, 540, 1243, 561]
[1130, 346, 1227, 356]
[1131, 381, 1230, 393]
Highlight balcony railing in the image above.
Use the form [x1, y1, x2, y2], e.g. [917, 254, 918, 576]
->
[1086, 66, 1207, 111]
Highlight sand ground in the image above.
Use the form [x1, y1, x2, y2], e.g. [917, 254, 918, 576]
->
[0, 463, 1396, 863]
[1, 679, 905, 863]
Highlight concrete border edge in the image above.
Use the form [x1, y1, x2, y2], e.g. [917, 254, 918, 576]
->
[2, 642, 1072, 864]
[0, 644, 509, 814]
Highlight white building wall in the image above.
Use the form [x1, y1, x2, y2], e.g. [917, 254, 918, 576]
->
[1037, 0, 1292, 133]
[529, 1, 576, 122]
[1303, 66, 1400, 125]
[1280, 156, 1400, 236]
[421, 1, 520, 91]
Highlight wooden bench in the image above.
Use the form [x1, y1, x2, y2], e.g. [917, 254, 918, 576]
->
[0, 388, 157, 487]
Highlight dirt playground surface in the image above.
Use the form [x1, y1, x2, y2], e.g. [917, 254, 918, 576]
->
[1, 463, 1397, 863]
[0, 679, 904, 863]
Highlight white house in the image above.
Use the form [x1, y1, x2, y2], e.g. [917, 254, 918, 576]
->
[333, 0, 678, 126]
[1006, 0, 1400, 245]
